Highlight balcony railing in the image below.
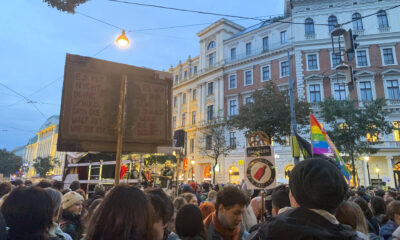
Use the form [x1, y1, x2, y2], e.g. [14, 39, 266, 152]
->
[379, 27, 391, 33]
[225, 40, 292, 64]
[386, 99, 400, 106]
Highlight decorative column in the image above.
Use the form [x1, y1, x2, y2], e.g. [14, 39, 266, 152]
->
[386, 155, 395, 188]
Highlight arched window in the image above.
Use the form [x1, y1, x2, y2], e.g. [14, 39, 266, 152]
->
[328, 15, 338, 33]
[377, 10, 389, 28]
[352, 13, 363, 31]
[207, 41, 216, 50]
[305, 18, 315, 35]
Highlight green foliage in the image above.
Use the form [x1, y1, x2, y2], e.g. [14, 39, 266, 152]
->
[0, 149, 22, 175]
[229, 82, 310, 144]
[144, 154, 176, 166]
[42, 0, 90, 13]
[33, 156, 60, 178]
[319, 98, 393, 159]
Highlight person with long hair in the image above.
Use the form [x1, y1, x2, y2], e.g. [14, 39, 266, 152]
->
[354, 197, 380, 235]
[380, 200, 400, 240]
[1, 187, 63, 240]
[85, 184, 154, 240]
[335, 201, 369, 239]
[45, 188, 72, 240]
[175, 204, 208, 240]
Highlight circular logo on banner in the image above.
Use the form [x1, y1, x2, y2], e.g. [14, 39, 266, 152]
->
[246, 158, 276, 188]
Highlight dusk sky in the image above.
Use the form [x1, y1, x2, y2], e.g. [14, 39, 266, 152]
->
[0, 0, 284, 150]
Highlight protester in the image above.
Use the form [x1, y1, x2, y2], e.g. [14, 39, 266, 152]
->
[199, 202, 215, 220]
[82, 198, 102, 231]
[207, 190, 217, 204]
[24, 179, 33, 187]
[60, 191, 84, 240]
[380, 200, 400, 240]
[11, 179, 24, 187]
[271, 185, 291, 216]
[45, 187, 73, 240]
[250, 158, 360, 239]
[175, 204, 207, 240]
[85, 184, 154, 240]
[86, 184, 105, 208]
[69, 181, 81, 191]
[1, 187, 60, 240]
[250, 197, 262, 221]
[0, 212, 6, 240]
[371, 196, 387, 228]
[0, 182, 12, 199]
[37, 179, 52, 188]
[181, 192, 198, 206]
[203, 185, 249, 240]
[354, 197, 380, 235]
[201, 183, 210, 202]
[335, 201, 369, 239]
[147, 188, 179, 240]
[52, 180, 64, 191]
[173, 197, 188, 212]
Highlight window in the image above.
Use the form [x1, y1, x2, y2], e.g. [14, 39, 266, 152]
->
[173, 96, 177, 107]
[281, 61, 289, 77]
[205, 135, 212, 150]
[246, 42, 252, 56]
[281, 31, 287, 44]
[245, 96, 254, 104]
[208, 53, 215, 67]
[366, 132, 378, 142]
[182, 113, 186, 127]
[182, 93, 187, 104]
[360, 81, 373, 101]
[184, 70, 188, 79]
[331, 52, 342, 68]
[229, 99, 238, 116]
[383, 48, 395, 65]
[263, 37, 269, 51]
[192, 111, 196, 124]
[352, 13, 363, 31]
[377, 10, 389, 28]
[328, 15, 338, 32]
[305, 18, 315, 35]
[393, 121, 400, 141]
[309, 84, 321, 103]
[231, 48, 236, 60]
[387, 80, 400, 100]
[192, 89, 197, 100]
[262, 66, 270, 82]
[229, 75, 237, 89]
[357, 50, 368, 67]
[207, 105, 214, 121]
[207, 82, 214, 95]
[229, 132, 236, 149]
[245, 70, 253, 85]
[193, 66, 198, 74]
[174, 75, 179, 83]
[334, 83, 346, 100]
[172, 116, 176, 129]
[190, 139, 194, 153]
[307, 54, 318, 70]
[207, 41, 216, 50]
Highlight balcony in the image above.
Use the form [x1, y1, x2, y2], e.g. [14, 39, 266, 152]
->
[353, 29, 365, 36]
[379, 27, 391, 33]
[305, 34, 315, 40]
[225, 40, 292, 64]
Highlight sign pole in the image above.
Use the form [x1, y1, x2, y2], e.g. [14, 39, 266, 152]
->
[114, 76, 128, 186]
[261, 191, 265, 222]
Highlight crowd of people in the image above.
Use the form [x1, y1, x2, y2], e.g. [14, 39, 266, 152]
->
[2, 157, 400, 239]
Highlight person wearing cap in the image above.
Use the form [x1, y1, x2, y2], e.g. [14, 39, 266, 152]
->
[60, 191, 84, 240]
[249, 157, 362, 240]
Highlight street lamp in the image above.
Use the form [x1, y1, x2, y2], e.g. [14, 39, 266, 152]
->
[229, 169, 233, 183]
[375, 167, 381, 188]
[364, 156, 371, 186]
[116, 30, 130, 48]
[190, 160, 195, 182]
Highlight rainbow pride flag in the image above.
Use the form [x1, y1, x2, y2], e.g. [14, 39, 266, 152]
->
[310, 114, 352, 183]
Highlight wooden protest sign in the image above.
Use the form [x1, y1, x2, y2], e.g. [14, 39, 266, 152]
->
[245, 132, 276, 190]
[57, 54, 172, 153]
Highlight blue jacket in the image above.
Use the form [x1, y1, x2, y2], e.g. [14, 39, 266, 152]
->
[380, 220, 397, 240]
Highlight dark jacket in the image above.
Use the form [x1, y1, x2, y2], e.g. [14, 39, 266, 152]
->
[60, 211, 82, 240]
[249, 207, 362, 240]
[380, 220, 397, 240]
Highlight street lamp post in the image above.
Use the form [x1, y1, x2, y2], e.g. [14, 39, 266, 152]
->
[190, 160, 195, 182]
[364, 156, 371, 186]
[376, 167, 381, 188]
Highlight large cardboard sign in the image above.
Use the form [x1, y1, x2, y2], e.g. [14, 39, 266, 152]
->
[245, 145, 276, 190]
[57, 54, 172, 153]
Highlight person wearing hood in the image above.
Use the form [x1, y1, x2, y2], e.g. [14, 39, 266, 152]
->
[60, 191, 84, 240]
[249, 158, 362, 240]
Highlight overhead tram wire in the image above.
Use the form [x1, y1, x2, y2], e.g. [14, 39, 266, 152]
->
[0, 82, 47, 119]
[340, 4, 400, 26]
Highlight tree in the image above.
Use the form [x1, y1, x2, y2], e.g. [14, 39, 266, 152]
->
[144, 154, 177, 166]
[42, 0, 89, 13]
[33, 156, 60, 178]
[229, 82, 310, 144]
[319, 98, 394, 183]
[0, 149, 22, 176]
[198, 118, 235, 184]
